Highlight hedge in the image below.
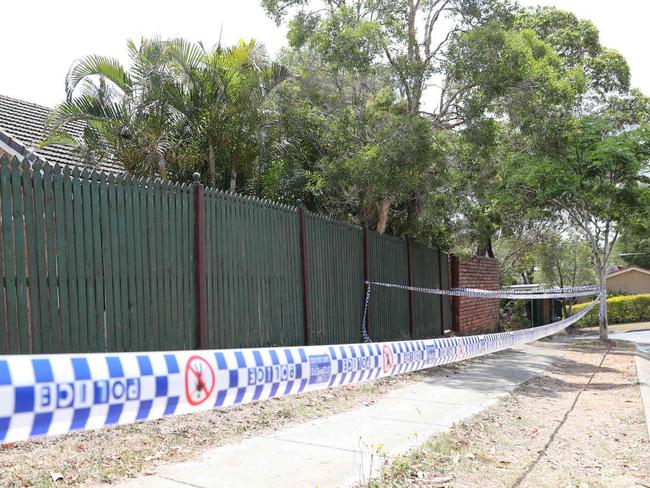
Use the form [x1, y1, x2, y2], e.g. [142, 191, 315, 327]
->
[572, 294, 650, 327]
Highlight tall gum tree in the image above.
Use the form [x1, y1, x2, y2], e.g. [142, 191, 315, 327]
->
[261, 0, 549, 236]
[262, 0, 512, 119]
[441, 6, 643, 259]
[504, 114, 650, 339]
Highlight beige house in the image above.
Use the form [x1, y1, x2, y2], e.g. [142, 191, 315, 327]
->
[607, 266, 650, 295]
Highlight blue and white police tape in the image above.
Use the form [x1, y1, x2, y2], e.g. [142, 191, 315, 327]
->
[0, 301, 596, 444]
[365, 281, 600, 300]
[498, 284, 599, 294]
[598, 288, 607, 323]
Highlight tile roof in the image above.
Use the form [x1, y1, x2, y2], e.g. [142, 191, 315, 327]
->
[0, 93, 123, 173]
[607, 266, 650, 278]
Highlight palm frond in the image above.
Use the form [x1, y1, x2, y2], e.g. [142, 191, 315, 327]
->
[66, 55, 132, 100]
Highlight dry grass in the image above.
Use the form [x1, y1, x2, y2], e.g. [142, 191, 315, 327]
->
[0, 360, 473, 488]
[370, 341, 650, 488]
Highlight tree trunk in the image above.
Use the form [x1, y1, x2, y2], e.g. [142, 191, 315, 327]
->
[598, 267, 608, 340]
[229, 168, 237, 193]
[409, 76, 423, 115]
[375, 197, 392, 234]
[208, 143, 217, 187]
[476, 236, 495, 258]
[159, 153, 167, 176]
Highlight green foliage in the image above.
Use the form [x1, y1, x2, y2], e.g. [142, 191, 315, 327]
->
[573, 294, 650, 326]
[306, 6, 382, 73]
[263, 0, 513, 117]
[47, 38, 290, 190]
[500, 300, 530, 331]
[618, 215, 650, 269]
[515, 7, 629, 94]
[536, 235, 597, 288]
[44, 2, 649, 261]
[268, 48, 449, 235]
[319, 89, 442, 230]
[440, 4, 638, 257]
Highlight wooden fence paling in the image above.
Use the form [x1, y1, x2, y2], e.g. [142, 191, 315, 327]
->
[33, 161, 50, 352]
[0, 168, 5, 354]
[43, 164, 60, 352]
[52, 165, 71, 352]
[114, 175, 127, 350]
[135, 179, 149, 350]
[0, 161, 16, 353]
[13, 160, 29, 353]
[22, 159, 40, 353]
[406, 237, 414, 339]
[90, 171, 106, 352]
[298, 206, 311, 345]
[40, 164, 55, 352]
[193, 174, 207, 349]
[98, 172, 113, 352]
[63, 166, 80, 352]
[363, 228, 370, 339]
[169, 183, 180, 348]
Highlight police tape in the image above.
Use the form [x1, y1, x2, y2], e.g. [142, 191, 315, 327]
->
[365, 281, 600, 299]
[497, 284, 599, 294]
[0, 300, 596, 444]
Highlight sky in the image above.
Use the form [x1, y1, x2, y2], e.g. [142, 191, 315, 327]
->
[1, 0, 648, 108]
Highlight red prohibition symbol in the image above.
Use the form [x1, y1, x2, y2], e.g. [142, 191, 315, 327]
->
[382, 345, 394, 373]
[184, 355, 216, 406]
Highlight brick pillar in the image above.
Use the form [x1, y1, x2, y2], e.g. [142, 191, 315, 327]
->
[451, 255, 500, 335]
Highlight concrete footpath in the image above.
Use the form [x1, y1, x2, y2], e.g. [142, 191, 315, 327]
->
[117, 343, 566, 488]
[637, 346, 650, 440]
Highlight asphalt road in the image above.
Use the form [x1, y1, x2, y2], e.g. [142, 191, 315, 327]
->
[609, 329, 650, 353]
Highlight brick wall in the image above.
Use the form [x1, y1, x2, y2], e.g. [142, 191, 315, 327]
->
[451, 255, 499, 335]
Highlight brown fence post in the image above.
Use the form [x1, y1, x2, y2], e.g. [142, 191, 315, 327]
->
[406, 237, 414, 338]
[438, 249, 446, 334]
[363, 228, 370, 337]
[193, 173, 207, 349]
[298, 203, 311, 345]
[450, 254, 460, 334]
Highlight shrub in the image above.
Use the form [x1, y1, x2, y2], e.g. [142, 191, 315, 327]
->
[607, 289, 633, 297]
[499, 300, 530, 331]
[572, 294, 650, 327]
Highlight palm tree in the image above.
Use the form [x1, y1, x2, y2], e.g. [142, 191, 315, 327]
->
[47, 38, 178, 176]
[47, 37, 291, 188]
[164, 39, 291, 188]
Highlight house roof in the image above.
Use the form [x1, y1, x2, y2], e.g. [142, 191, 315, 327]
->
[606, 266, 650, 279]
[0, 93, 123, 173]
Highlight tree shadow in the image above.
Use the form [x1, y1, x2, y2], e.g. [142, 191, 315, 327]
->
[412, 346, 624, 398]
[508, 344, 613, 488]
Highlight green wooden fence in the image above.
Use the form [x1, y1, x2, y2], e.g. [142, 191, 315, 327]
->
[0, 156, 195, 354]
[0, 155, 451, 354]
[411, 244, 443, 339]
[367, 232, 411, 341]
[203, 190, 304, 348]
[304, 213, 364, 345]
[439, 251, 452, 331]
